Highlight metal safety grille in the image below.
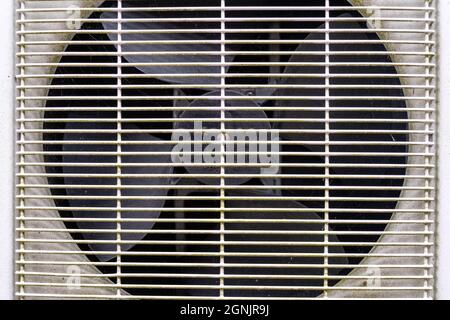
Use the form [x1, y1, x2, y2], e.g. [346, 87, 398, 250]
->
[15, 0, 436, 299]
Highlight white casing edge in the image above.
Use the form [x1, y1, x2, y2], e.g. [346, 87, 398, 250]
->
[0, 0, 15, 300]
[436, 0, 450, 300]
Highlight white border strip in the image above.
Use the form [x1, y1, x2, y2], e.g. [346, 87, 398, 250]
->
[437, 0, 450, 300]
[0, 0, 15, 300]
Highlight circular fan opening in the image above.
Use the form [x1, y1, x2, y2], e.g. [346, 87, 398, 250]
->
[43, 0, 408, 298]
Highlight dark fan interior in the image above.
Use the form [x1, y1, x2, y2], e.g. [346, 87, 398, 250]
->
[43, 0, 408, 297]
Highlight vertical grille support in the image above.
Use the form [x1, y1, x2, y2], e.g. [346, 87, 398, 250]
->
[219, 0, 227, 299]
[324, 0, 331, 299]
[423, 0, 433, 300]
[115, 0, 123, 298]
[17, 0, 26, 300]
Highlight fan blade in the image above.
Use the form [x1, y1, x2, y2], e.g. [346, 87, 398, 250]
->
[225, 189, 347, 298]
[274, 13, 407, 184]
[172, 89, 190, 119]
[101, 0, 235, 85]
[273, 14, 407, 250]
[172, 90, 273, 185]
[272, 23, 325, 145]
[62, 121, 173, 261]
[274, 14, 407, 153]
[176, 189, 347, 297]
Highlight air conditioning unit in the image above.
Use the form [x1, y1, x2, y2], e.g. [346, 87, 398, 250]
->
[0, 0, 448, 300]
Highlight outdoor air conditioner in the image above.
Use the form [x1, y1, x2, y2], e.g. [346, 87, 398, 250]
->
[1, 0, 449, 300]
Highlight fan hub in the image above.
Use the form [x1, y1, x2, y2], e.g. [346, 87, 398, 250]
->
[172, 90, 274, 185]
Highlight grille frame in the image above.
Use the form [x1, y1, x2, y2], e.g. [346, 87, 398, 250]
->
[14, 0, 437, 300]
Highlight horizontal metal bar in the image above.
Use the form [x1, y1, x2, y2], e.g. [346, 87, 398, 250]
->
[17, 206, 433, 213]
[18, 184, 434, 191]
[16, 249, 433, 257]
[16, 152, 433, 159]
[18, 140, 434, 146]
[16, 51, 436, 57]
[16, 73, 435, 79]
[16, 17, 436, 24]
[16, 217, 434, 225]
[18, 129, 432, 135]
[17, 84, 435, 90]
[18, 118, 435, 124]
[16, 260, 433, 268]
[11, 293, 429, 301]
[17, 28, 435, 35]
[15, 282, 433, 291]
[18, 96, 435, 101]
[16, 6, 436, 13]
[17, 61, 436, 68]
[16, 172, 434, 179]
[11, 293, 430, 301]
[17, 237, 433, 246]
[17, 163, 435, 169]
[17, 195, 434, 202]
[17, 106, 436, 112]
[16, 40, 435, 46]
[15, 271, 434, 281]
[18, 227, 433, 236]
